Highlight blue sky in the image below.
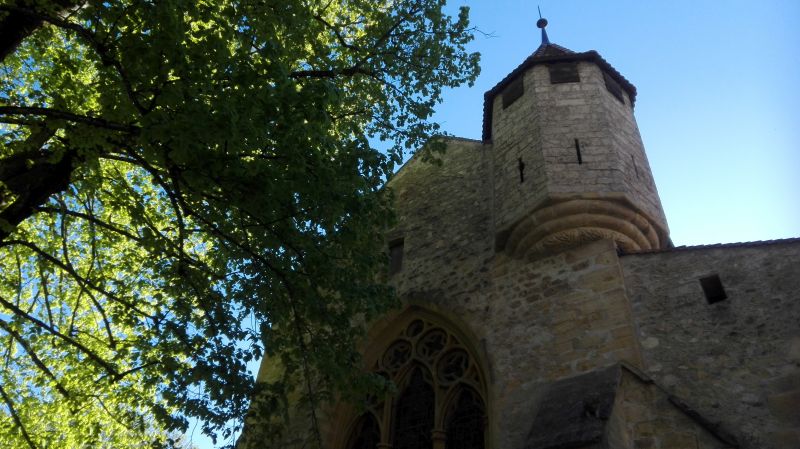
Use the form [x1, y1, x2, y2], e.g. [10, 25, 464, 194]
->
[436, 0, 800, 246]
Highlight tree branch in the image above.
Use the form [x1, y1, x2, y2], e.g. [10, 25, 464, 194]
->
[0, 383, 38, 449]
[312, 14, 362, 51]
[289, 66, 375, 79]
[0, 1, 82, 63]
[0, 4, 149, 114]
[289, 7, 417, 83]
[3, 239, 151, 319]
[34, 206, 140, 244]
[0, 147, 77, 243]
[0, 106, 139, 133]
[0, 319, 70, 399]
[0, 294, 119, 377]
[0, 8, 40, 63]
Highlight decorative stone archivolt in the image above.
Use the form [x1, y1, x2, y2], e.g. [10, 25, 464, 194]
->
[503, 197, 667, 259]
[344, 318, 487, 449]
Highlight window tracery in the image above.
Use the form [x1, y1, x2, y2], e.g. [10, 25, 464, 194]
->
[347, 413, 381, 449]
[445, 389, 485, 449]
[393, 368, 435, 449]
[344, 317, 487, 449]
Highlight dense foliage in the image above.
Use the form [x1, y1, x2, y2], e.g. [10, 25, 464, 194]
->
[0, 0, 479, 447]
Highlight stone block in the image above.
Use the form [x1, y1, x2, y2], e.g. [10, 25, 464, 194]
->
[605, 335, 636, 352]
[661, 432, 698, 449]
[788, 338, 800, 364]
[767, 390, 800, 425]
[770, 371, 800, 393]
[768, 429, 800, 449]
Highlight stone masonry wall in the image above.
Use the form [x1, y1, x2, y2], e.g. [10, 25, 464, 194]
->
[487, 240, 642, 449]
[537, 61, 666, 230]
[490, 61, 668, 238]
[537, 62, 623, 197]
[607, 368, 732, 449]
[388, 137, 494, 314]
[490, 69, 548, 234]
[388, 140, 649, 449]
[598, 67, 667, 230]
[249, 43, 799, 449]
[621, 241, 800, 449]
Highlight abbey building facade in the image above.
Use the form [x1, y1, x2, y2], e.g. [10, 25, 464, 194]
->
[252, 22, 800, 449]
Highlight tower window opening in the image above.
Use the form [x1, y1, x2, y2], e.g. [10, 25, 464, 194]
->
[502, 77, 524, 109]
[548, 62, 580, 84]
[574, 139, 583, 164]
[699, 274, 728, 304]
[631, 154, 639, 179]
[602, 71, 625, 104]
[518, 157, 525, 183]
[389, 238, 404, 275]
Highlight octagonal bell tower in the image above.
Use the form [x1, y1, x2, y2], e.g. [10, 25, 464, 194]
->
[488, 18, 670, 259]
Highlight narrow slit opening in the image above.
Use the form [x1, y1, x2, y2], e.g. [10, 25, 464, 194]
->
[389, 238, 404, 275]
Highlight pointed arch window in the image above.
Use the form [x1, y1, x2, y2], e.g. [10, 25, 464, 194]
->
[343, 318, 487, 449]
[445, 388, 485, 449]
[393, 368, 435, 449]
[347, 413, 381, 449]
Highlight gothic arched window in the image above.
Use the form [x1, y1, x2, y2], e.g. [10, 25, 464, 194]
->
[343, 317, 487, 449]
[445, 388, 485, 449]
[393, 368, 435, 449]
[347, 413, 381, 449]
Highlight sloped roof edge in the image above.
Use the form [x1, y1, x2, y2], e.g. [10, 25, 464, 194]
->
[618, 362, 740, 447]
[620, 236, 800, 256]
[524, 363, 740, 449]
[387, 135, 485, 184]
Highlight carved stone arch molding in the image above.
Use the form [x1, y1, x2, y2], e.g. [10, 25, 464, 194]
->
[330, 306, 490, 449]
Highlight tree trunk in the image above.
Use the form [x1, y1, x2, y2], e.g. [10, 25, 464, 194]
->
[0, 138, 78, 242]
[0, 0, 82, 63]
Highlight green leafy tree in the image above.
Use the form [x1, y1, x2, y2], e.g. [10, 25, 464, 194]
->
[0, 0, 479, 447]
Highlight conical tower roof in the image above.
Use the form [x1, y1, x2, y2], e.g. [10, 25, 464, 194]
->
[531, 16, 576, 58]
[531, 42, 575, 59]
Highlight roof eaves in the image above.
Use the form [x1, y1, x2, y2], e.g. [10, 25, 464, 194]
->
[619, 236, 800, 256]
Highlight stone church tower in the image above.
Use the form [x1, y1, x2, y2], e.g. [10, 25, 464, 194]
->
[484, 17, 668, 260]
[249, 19, 800, 449]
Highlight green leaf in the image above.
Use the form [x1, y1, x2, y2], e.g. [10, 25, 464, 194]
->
[0, 1, 479, 447]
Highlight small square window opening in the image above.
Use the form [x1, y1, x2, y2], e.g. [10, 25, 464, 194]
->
[699, 274, 728, 304]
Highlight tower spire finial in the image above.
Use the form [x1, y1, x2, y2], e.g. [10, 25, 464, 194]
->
[536, 6, 550, 45]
